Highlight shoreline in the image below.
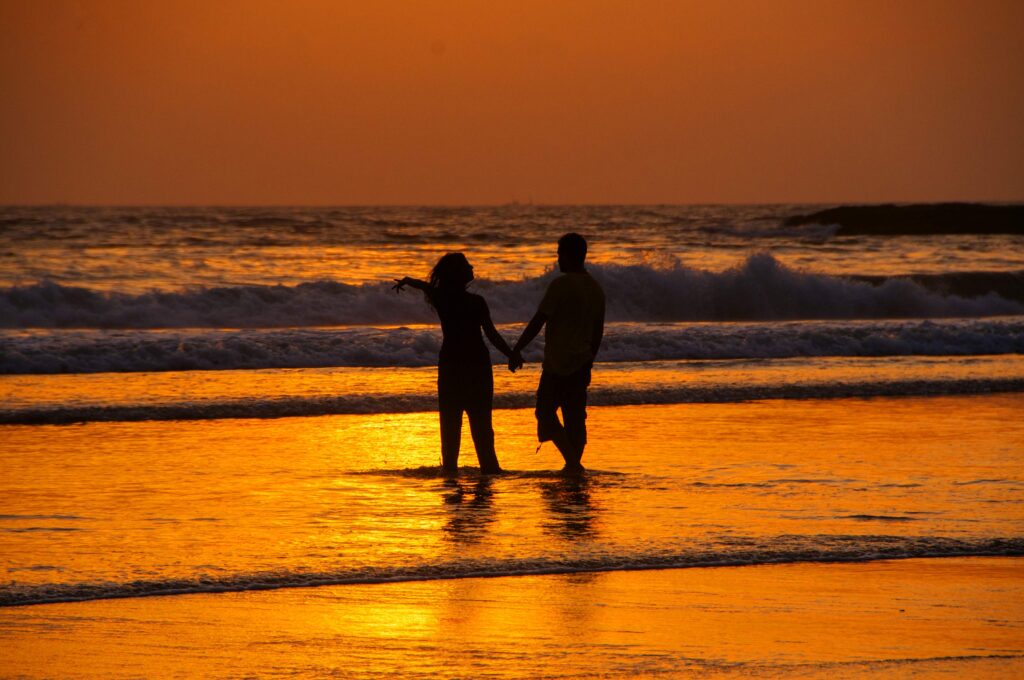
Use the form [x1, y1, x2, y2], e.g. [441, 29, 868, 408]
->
[4, 544, 1024, 610]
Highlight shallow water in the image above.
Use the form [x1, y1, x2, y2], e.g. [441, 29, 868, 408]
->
[2, 395, 1021, 606]
[3, 353, 1024, 424]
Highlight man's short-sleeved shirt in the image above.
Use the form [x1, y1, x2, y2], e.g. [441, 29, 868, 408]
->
[538, 271, 605, 375]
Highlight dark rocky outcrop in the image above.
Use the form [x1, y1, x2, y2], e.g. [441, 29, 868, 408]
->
[784, 203, 1024, 235]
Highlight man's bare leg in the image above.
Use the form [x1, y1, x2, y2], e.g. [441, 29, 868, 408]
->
[546, 421, 583, 473]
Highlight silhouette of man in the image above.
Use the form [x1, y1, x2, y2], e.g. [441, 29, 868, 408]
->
[511, 233, 605, 473]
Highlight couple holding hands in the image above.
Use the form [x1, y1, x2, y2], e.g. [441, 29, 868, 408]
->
[394, 233, 605, 476]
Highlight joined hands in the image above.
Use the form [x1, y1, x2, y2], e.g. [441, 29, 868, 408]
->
[508, 350, 524, 373]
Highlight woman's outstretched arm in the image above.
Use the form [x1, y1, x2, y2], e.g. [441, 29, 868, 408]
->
[393, 276, 430, 293]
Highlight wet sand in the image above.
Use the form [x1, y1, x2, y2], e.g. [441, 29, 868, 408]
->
[2, 557, 1022, 678]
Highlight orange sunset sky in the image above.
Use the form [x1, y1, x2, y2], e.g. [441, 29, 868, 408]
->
[1, 0, 1022, 205]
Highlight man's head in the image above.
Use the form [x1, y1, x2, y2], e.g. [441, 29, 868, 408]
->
[557, 232, 587, 272]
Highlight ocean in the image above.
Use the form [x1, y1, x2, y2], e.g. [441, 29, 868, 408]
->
[2, 204, 1022, 422]
[1, 204, 1023, 676]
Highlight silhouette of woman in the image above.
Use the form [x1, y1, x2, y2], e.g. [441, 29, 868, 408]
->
[394, 253, 516, 475]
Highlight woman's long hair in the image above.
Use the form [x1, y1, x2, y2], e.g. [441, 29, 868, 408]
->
[426, 252, 473, 309]
[429, 252, 472, 289]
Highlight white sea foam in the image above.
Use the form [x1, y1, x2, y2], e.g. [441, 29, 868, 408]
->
[3, 317, 1022, 374]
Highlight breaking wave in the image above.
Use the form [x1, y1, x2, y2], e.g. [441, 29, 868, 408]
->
[2, 255, 1021, 329]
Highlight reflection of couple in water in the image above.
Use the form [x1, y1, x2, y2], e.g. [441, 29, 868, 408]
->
[441, 474, 597, 544]
[394, 233, 606, 475]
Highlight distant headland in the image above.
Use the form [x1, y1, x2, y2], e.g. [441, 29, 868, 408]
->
[784, 203, 1024, 236]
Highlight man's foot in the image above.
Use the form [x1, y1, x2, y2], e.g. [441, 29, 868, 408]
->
[479, 466, 504, 476]
[561, 462, 585, 475]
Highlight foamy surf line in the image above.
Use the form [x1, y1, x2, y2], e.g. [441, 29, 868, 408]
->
[4, 378, 1023, 424]
[3, 536, 1021, 607]
[4, 317, 1023, 374]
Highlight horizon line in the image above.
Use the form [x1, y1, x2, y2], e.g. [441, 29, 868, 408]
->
[2, 199, 1023, 209]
